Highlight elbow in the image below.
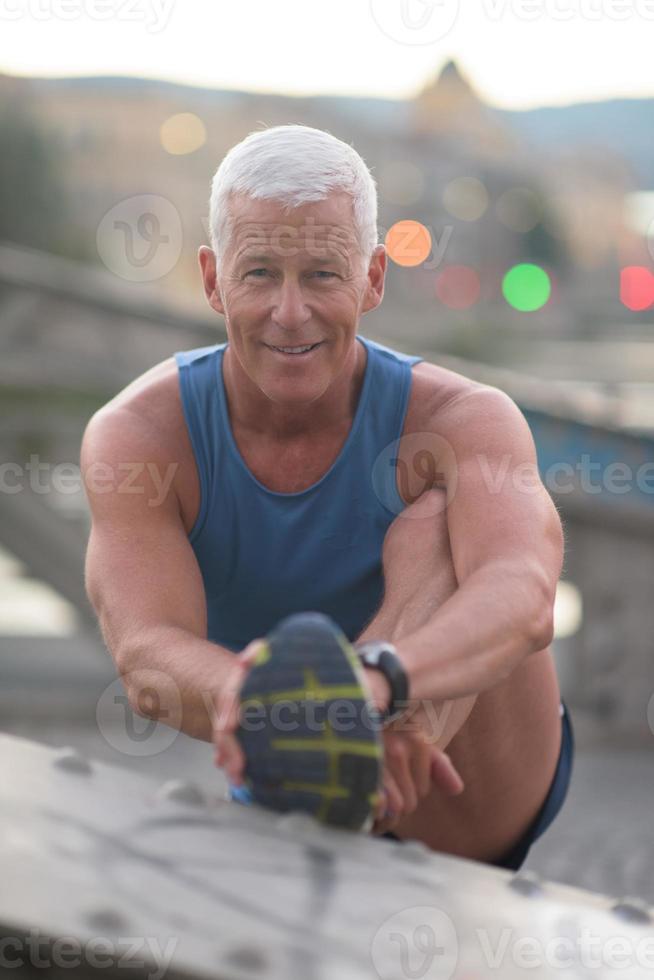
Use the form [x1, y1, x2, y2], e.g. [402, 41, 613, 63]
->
[115, 644, 160, 723]
[125, 680, 153, 721]
[526, 590, 556, 653]
[119, 647, 184, 731]
[530, 612, 555, 653]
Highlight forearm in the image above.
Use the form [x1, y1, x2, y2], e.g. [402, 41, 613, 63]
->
[396, 560, 553, 705]
[115, 625, 237, 742]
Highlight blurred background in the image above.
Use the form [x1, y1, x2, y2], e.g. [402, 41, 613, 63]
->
[1, 0, 653, 903]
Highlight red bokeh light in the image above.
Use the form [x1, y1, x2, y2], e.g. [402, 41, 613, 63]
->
[620, 266, 654, 311]
[435, 265, 481, 309]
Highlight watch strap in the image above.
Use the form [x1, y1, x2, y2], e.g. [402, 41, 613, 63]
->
[355, 641, 409, 724]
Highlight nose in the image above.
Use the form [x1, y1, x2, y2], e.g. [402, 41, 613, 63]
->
[270, 275, 312, 331]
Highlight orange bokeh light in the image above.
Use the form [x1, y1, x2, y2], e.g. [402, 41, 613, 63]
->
[385, 220, 432, 268]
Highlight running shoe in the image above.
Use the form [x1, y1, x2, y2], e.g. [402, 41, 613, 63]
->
[233, 611, 384, 830]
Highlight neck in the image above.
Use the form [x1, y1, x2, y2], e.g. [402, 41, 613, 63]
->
[221, 337, 367, 442]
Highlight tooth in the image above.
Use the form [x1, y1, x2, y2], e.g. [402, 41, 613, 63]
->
[275, 344, 314, 352]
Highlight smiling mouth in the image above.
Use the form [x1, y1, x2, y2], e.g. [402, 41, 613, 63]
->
[265, 342, 323, 355]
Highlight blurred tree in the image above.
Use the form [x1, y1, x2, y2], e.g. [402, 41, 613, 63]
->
[524, 209, 569, 278]
[0, 99, 90, 259]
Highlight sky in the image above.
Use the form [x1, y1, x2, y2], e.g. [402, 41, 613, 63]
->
[0, 0, 652, 110]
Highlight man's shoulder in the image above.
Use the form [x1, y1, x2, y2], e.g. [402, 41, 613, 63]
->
[405, 358, 488, 430]
[84, 356, 185, 458]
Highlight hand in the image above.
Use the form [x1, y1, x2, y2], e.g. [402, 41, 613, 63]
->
[212, 638, 266, 785]
[371, 724, 464, 835]
[359, 667, 464, 833]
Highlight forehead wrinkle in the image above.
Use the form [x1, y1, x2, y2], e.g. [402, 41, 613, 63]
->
[230, 217, 358, 247]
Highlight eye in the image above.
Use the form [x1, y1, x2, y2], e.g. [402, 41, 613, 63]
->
[245, 268, 268, 278]
[313, 271, 337, 279]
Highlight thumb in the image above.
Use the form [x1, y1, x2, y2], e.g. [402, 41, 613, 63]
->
[239, 638, 267, 669]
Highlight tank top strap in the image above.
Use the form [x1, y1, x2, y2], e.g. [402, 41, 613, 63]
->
[173, 342, 226, 541]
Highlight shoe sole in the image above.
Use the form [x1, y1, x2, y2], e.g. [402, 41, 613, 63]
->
[235, 612, 383, 830]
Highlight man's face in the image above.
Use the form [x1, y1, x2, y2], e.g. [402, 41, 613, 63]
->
[199, 191, 386, 406]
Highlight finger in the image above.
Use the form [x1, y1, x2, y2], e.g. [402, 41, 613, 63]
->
[381, 770, 403, 817]
[373, 787, 388, 821]
[239, 638, 266, 668]
[373, 799, 403, 835]
[372, 816, 400, 835]
[215, 732, 246, 784]
[386, 739, 417, 814]
[408, 736, 433, 799]
[430, 749, 465, 796]
[213, 671, 245, 736]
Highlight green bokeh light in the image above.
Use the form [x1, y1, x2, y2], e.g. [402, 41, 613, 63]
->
[502, 263, 551, 312]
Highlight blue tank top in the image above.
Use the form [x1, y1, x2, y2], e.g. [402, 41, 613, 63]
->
[173, 335, 423, 651]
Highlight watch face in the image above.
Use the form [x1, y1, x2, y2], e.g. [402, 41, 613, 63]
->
[360, 643, 397, 666]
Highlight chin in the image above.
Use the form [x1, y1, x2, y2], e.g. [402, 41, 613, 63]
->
[261, 371, 330, 405]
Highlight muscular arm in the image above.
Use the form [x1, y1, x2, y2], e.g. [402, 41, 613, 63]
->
[81, 407, 235, 742]
[397, 386, 564, 710]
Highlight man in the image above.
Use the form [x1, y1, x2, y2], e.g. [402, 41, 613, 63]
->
[82, 124, 572, 870]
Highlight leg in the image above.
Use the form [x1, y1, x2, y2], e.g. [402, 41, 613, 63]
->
[357, 489, 478, 746]
[357, 490, 565, 864]
[358, 490, 455, 646]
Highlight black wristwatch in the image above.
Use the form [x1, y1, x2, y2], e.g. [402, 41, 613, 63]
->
[355, 641, 410, 724]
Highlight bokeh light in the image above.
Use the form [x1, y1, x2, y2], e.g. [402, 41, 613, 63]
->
[378, 161, 425, 206]
[435, 265, 481, 309]
[443, 177, 488, 222]
[502, 263, 551, 311]
[620, 266, 654, 311]
[496, 187, 542, 233]
[385, 220, 432, 267]
[554, 581, 583, 639]
[160, 112, 207, 155]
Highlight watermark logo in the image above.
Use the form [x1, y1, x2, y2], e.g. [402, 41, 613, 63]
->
[372, 433, 457, 517]
[482, 0, 654, 22]
[0, 454, 179, 508]
[370, 0, 460, 44]
[370, 906, 459, 980]
[96, 671, 181, 757]
[0, 0, 175, 31]
[96, 194, 182, 282]
[0, 930, 177, 980]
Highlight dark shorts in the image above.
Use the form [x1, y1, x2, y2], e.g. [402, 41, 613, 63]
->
[382, 699, 575, 872]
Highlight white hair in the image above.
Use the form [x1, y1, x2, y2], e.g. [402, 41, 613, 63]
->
[208, 124, 378, 269]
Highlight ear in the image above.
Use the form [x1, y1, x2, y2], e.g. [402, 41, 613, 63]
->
[198, 246, 226, 316]
[360, 244, 386, 316]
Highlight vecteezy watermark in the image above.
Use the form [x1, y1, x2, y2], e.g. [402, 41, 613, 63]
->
[0, 0, 175, 31]
[371, 435, 654, 516]
[371, 906, 459, 980]
[0, 454, 179, 507]
[210, 693, 454, 743]
[475, 925, 654, 970]
[97, 664, 454, 759]
[369, 0, 461, 45]
[96, 671, 182, 757]
[0, 930, 178, 980]
[371, 432, 457, 517]
[96, 194, 183, 281]
[369, 911, 654, 979]
[481, 0, 654, 21]
[199, 215, 455, 273]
